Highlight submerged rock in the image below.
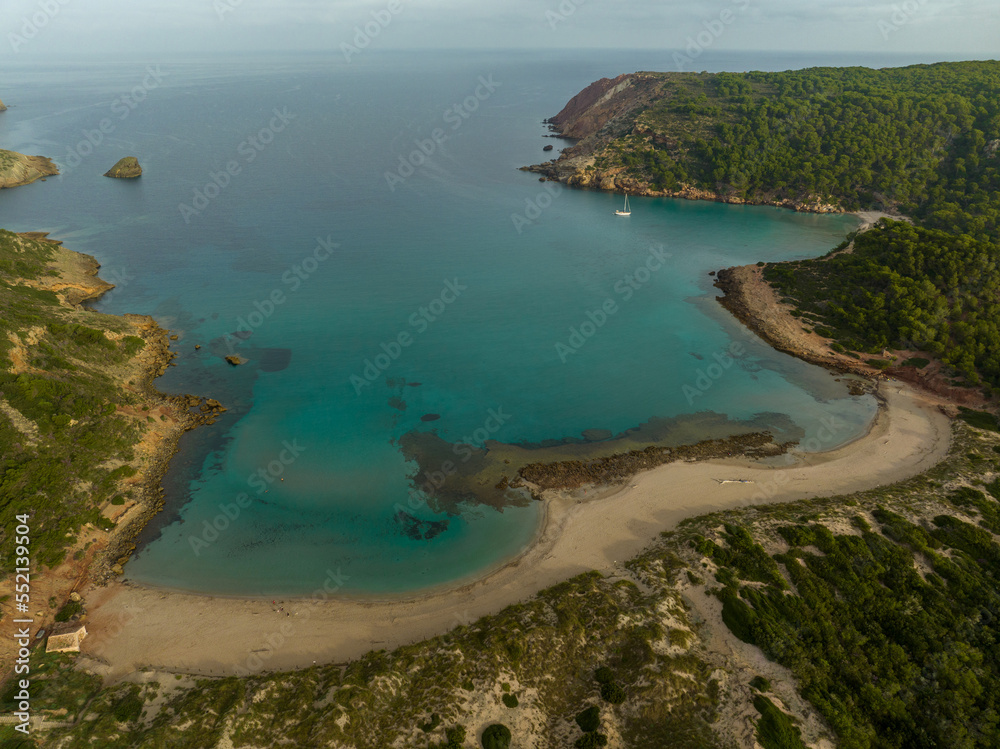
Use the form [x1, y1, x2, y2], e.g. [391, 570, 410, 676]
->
[395, 509, 448, 541]
[225, 355, 245, 366]
[104, 156, 142, 179]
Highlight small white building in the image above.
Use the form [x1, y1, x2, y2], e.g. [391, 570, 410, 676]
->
[46, 623, 87, 653]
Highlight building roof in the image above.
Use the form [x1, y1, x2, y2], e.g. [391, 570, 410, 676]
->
[46, 622, 87, 653]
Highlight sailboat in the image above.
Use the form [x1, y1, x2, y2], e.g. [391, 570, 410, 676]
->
[615, 193, 631, 216]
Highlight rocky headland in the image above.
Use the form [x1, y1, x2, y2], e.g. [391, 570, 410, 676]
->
[0, 147, 59, 189]
[523, 73, 844, 213]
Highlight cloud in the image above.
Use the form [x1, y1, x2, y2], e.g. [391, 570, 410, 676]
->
[1, 0, 996, 58]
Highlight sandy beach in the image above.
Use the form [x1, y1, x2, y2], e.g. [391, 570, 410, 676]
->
[80, 380, 951, 681]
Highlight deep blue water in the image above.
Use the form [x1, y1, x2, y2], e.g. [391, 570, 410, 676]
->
[0, 49, 930, 596]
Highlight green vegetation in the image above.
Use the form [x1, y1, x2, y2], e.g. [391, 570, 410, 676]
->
[28, 568, 724, 748]
[599, 682, 626, 705]
[420, 713, 442, 732]
[753, 696, 806, 749]
[25, 418, 1000, 749]
[481, 724, 511, 749]
[582, 63, 1000, 388]
[958, 407, 1000, 432]
[575, 706, 600, 732]
[600, 62, 1000, 228]
[677, 421, 1000, 748]
[432, 725, 466, 749]
[53, 600, 82, 622]
[501, 693, 518, 708]
[575, 732, 608, 748]
[0, 229, 153, 571]
[592, 667, 614, 684]
[765, 221, 1000, 389]
[574, 706, 607, 748]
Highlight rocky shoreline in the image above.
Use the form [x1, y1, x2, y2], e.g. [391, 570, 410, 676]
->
[521, 71, 849, 215]
[18, 235, 223, 585]
[518, 431, 791, 492]
[522, 161, 846, 214]
[0, 148, 59, 189]
[88, 318, 224, 585]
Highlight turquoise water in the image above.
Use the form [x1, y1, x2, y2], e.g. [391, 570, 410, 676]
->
[1, 51, 880, 596]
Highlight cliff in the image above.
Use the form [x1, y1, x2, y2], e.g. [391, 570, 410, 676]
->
[0, 148, 59, 189]
[547, 73, 660, 140]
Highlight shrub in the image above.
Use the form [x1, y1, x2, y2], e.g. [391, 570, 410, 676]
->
[54, 600, 82, 622]
[750, 676, 771, 692]
[437, 725, 466, 749]
[575, 733, 608, 749]
[575, 706, 600, 732]
[957, 407, 1000, 432]
[599, 683, 626, 704]
[593, 667, 614, 684]
[420, 714, 441, 732]
[754, 695, 806, 749]
[481, 723, 511, 749]
[501, 693, 518, 708]
[113, 691, 143, 723]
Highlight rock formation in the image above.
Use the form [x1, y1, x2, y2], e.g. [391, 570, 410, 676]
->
[0, 148, 59, 189]
[104, 157, 142, 179]
[0, 98, 7, 112]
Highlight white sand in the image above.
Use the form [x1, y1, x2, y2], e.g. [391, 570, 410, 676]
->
[81, 381, 951, 680]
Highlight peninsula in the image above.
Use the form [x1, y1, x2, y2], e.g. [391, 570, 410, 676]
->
[0, 148, 59, 189]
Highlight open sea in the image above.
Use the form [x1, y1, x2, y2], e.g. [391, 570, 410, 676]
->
[0, 49, 944, 597]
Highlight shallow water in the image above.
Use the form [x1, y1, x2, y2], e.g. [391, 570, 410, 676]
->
[1, 50, 884, 595]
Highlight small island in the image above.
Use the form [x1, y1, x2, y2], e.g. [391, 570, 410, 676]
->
[104, 156, 142, 179]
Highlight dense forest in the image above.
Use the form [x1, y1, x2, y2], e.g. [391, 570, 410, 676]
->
[599, 62, 1000, 238]
[766, 221, 1000, 390]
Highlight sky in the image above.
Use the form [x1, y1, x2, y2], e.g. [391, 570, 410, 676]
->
[1, 0, 997, 61]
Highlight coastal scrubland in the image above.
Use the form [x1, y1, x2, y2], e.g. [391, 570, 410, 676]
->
[10, 417, 1000, 748]
[0, 230, 150, 571]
